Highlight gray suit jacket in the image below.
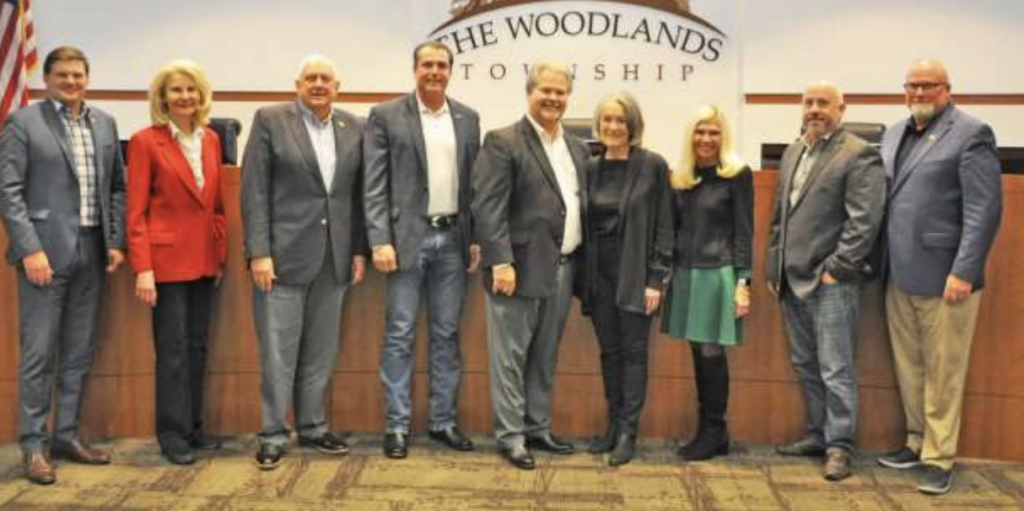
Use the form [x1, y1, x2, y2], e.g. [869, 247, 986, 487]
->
[240, 102, 367, 286]
[0, 101, 126, 271]
[472, 116, 590, 298]
[882, 105, 1002, 296]
[766, 127, 886, 299]
[363, 93, 480, 269]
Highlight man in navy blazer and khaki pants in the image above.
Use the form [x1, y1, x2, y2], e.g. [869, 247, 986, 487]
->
[0, 46, 125, 485]
[876, 59, 1002, 496]
[241, 54, 367, 470]
[363, 41, 481, 458]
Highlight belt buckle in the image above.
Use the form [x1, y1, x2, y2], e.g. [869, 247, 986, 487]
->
[429, 215, 454, 229]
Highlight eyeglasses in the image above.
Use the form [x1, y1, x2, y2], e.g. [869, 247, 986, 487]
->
[903, 82, 947, 93]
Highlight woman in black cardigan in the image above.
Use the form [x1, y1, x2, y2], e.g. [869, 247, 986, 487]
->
[580, 92, 673, 466]
[662, 105, 754, 461]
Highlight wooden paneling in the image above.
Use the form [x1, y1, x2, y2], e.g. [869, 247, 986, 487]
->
[1, 170, 1022, 462]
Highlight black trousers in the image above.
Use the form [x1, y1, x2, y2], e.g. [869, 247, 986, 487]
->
[152, 278, 215, 451]
[589, 236, 652, 436]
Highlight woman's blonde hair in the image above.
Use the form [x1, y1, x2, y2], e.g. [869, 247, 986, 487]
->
[671, 105, 745, 189]
[148, 59, 213, 127]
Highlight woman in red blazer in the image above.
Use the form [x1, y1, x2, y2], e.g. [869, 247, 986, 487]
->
[127, 60, 226, 465]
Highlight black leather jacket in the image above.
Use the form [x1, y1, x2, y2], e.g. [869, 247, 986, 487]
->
[672, 166, 753, 271]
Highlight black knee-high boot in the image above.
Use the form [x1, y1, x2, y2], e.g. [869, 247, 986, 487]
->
[590, 351, 623, 453]
[680, 348, 730, 461]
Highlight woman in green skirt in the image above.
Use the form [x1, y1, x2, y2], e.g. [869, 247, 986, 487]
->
[663, 105, 753, 461]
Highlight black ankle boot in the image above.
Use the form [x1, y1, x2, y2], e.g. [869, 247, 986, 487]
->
[609, 433, 636, 466]
[589, 423, 619, 454]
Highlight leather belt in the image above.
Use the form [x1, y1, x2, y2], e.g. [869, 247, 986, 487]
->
[428, 215, 457, 229]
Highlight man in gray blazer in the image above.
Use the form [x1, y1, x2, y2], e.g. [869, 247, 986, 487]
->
[364, 41, 481, 458]
[876, 59, 1002, 496]
[0, 46, 125, 485]
[766, 82, 885, 482]
[472, 62, 589, 470]
[241, 54, 367, 470]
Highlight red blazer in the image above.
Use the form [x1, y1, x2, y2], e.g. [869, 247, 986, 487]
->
[127, 125, 227, 282]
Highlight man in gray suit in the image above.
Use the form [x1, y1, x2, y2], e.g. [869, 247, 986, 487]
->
[241, 54, 367, 470]
[0, 46, 125, 485]
[766, 82, 885, 482]
[876, 59, 1002, 496]
[364, 41, 481, 458]
[472, 62, 589, 470]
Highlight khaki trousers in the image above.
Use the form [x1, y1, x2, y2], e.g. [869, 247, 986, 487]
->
[885, 282, 981, 470]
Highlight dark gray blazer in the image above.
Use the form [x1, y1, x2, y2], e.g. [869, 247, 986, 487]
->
[765, 127, 886, 299]
[0, 101, 126, 271]
[472, 116, 590, 298]
[363, 93, 480, 269]
[580, 147, 673, 315]
[240, 102, 367, 286]
[882, 105, 1002, 297]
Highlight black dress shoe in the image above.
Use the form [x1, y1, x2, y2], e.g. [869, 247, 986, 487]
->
[429, 427, 474, 451]
[500, 444, 536, 470]
[254, 444, 283, 471]
[526, 433, 574, 455]
[383, 432, 409, 459]
[299, 431, 350, 455]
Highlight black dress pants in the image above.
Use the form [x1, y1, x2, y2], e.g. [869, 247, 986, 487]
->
[152, 278, 215, 452]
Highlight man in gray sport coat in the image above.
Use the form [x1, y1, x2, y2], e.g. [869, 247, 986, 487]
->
[363, 41, 481, 458]
[241, 54, 367, 470]
[766, 81, 885, 482]
[0, 46, 125, 485]
[472, 62, 590, 470]
[875, 59, 1002, 496]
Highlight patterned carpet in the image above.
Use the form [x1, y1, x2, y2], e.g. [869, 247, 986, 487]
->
[1, 435, 1023, 510]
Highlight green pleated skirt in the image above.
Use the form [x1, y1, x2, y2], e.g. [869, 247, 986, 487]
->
[661, 266, 745, 346]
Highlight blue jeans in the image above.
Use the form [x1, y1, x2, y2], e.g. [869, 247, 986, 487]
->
[780, 281, 861, 451]
[379, 228, 466, 433]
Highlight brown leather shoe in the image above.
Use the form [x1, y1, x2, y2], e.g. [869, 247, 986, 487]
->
[24, 451, 56, 485]
[51, 439, 111, 465]
[823, 447, 852, 481]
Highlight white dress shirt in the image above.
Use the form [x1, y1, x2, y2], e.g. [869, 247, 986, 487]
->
[417, 94, 458, 216]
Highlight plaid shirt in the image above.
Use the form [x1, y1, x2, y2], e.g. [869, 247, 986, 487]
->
[55, 100, 99, 226]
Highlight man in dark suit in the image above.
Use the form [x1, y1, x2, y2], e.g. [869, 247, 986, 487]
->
[875, 59, 1002, 496]
[241, 54, 367, 470]
[0, 46, 125, 485]
[766, 82, 885, 482]
[364, 41, 480, 458]
[472, 62, 589, 470]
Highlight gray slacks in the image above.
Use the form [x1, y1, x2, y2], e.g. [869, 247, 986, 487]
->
[253, 247, 348, 448]
[486, 259, 575, 448]
[17, 228, 106, 453]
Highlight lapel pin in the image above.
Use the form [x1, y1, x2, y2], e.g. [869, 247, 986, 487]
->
[337, 120, 346, 129]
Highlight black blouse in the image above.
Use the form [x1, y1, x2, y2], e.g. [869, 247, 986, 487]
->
[591, 158, 628, 237]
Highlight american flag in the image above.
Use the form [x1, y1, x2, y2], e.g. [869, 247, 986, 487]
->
[1, 0, 37, 126]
